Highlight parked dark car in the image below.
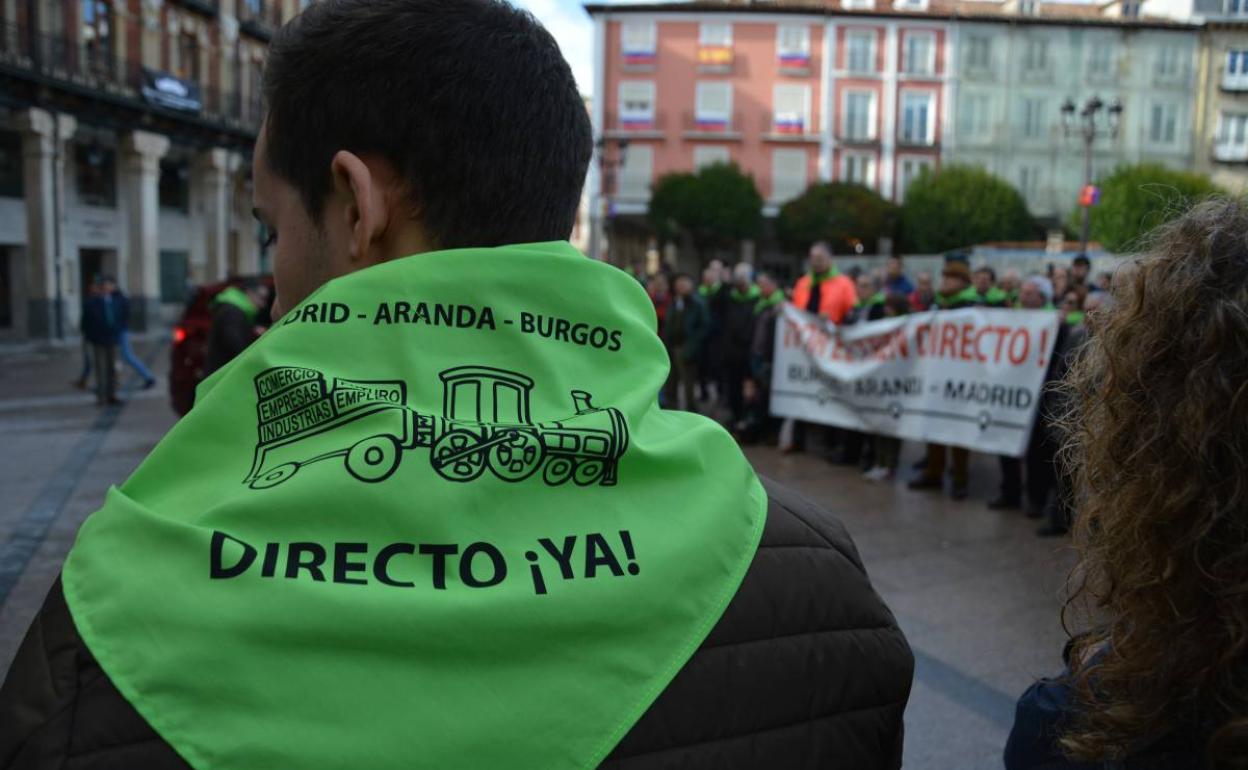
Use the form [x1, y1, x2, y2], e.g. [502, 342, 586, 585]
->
[169, 275, 274, 416]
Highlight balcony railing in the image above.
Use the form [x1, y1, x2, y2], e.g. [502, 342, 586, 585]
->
[0, 20, 261, 136]
[1213, 142, 1248, 163]
[762, 115, 820, 142]
[1223, 72, 1248, 92]
[683, 111, 745, 139]
[897, 133, 939, 149]
[172, 0, 220, 16]
[603, 110, 667, 138]
[836, 130, 880, 147]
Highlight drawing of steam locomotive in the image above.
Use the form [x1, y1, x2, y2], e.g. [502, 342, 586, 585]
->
[244, 365, 630, 490]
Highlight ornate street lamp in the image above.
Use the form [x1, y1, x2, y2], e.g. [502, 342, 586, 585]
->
[1062, 96, 1122, 257]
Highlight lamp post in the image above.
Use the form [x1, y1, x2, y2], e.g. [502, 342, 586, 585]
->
[1061, 95, 1122, 257]
[590, 136, 628, 264]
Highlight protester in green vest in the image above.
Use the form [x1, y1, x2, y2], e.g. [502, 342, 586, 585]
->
[0, 3, 911, 769]
[696, 261, 727, 405]
[204, 278, 271, 377]
[661, 273, 710, 413]
[1000, 268, 1022, 308]
[723, 263, 761, 431]
[972, 266, 1010, 308]
[847, 272, 887, 325]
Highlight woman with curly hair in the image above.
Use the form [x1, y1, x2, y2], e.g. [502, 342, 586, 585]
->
[1006, 198, 1248, 769]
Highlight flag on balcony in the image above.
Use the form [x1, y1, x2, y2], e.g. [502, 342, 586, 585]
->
[624, 50, 656, 66]
[775, 113, 806, 135]
[696, 116, 730, 131]
[698, 45, 734, 66]
[1079, 184, 1100, 207]
[779, 53, 811, 68]
[621, 116, 655, 130]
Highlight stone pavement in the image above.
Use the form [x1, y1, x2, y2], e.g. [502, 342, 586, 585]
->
[0, 342, 1074, 767]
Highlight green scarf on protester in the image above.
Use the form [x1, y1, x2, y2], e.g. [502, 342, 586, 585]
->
[62, 242, 766, 770]
[213, 285, 260, 323]
[754, 290, 784, 315]
[730, 284, 760, 304]
[697, 282, 721, 298]
[936, 285, 981, 309]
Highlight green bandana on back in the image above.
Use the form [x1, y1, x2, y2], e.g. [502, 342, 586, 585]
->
[730, 284, 760, 304]
[213, 285, 259, 323]
[62, 242, 766, 770]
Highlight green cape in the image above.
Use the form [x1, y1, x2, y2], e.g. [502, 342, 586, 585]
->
[63, 241, 766, 770]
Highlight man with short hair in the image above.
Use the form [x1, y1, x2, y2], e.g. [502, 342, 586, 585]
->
[791, 241, 857, 324]
[80, 275, 123, 406]
[972, 266, 1009, 307]
[204, 277, 271, 377]
[1070, 254, 1099, 291]
[661, 273, 709, 413]
[0, 2, 911, 768]
[883, 255, 914, 297]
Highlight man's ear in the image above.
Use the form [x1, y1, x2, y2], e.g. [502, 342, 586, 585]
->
[329, 150, 389, 266]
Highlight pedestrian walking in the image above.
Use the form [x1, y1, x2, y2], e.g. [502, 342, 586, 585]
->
[79, 275, 123, 406]
[864, 293, 911, 483]
[742, 271, 785, 444]
[111, 285, 156, 389]
[722, 263, 760, 431]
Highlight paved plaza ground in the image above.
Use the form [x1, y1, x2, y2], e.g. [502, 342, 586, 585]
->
[0, 340, 1074, 768]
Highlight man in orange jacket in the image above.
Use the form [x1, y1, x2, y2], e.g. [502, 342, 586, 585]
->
[791, 241, 857, 324]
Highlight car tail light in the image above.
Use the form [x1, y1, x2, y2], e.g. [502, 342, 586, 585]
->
[173, 326, 187, 345]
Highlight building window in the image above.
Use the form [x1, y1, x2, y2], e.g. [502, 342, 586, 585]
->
[1150, 103, 1178, 144]
[844, 0, 875, 9]
[843, 90, 876, 141]
[1023, 38, 1050, 73]
[846, 29, 876, 73]
[961, 93, 992, 138]
[1019, 0, 1040, 14]
[81, 0, 114, 76]
[900, 91, 935, 145]
[1019, 165, 1041, 201]
[772, 149, 808, 202]
[618, 144, 653, 199]
[1088, 43, 1114, 77]
[178, 32, 200, 81]
[695, 82, 733, 130]
[693, 145, 731, 170]
[901, 32, 935, 75]
[242, 0, 264, 19]
[159, 160, 191, 213]
[159, 251, 190, 304]
[966, 36, 991, 71]
[774, 84, 811, 134]
[898, 157, 933, 200]
[1022, 97, 1046, 138]
[777, 25, 811, 68]
[1227, 50, 1248, 88]
[618, 81, 656, 129]
[74, 143, 116, 208]
[622, 20, 657, 65]
[1122, 0, 1141, 16]
[1227, 0, 1248, 15]
[698, 22, 733, 67]
[842, 152, 877, 187]
[1218, 112, 1248, 153]
[1155, 47, 1183, 80]
[0, 131, 21, 198]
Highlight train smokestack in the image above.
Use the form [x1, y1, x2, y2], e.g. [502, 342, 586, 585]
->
[570, 390, 596, 415]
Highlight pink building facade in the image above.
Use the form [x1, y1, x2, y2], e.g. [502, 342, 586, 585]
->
[586, 7, 952, 259]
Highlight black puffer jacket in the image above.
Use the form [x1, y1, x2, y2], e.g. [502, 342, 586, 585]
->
[0, 478, 913, 770]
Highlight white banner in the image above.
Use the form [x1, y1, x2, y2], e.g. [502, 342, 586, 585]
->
[770, 304, 1061, 458]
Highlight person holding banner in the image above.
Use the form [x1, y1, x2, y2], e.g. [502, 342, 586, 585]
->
[909, 260, 978, 499]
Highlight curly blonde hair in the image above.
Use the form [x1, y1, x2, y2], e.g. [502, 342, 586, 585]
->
[1058, 198, 1248, 768]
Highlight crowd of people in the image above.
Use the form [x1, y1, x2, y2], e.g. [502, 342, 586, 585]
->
[642, 243, 1113, 538]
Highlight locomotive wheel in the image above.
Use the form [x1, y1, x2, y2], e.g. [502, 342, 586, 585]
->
[250, 463, 299, 489]
[346, 435, 402, 483]
[432, 429, 488, 482]
[542, 456, 576, 486]
[573, 460, 606, 487]
[489, 431, 543, 482]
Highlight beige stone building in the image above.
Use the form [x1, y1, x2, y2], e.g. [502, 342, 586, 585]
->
[1195, 19, 1248, 192]
[0, 0, 291, 342]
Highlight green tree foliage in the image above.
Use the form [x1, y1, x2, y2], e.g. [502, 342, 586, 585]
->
[899, 164, 1037, 253]
[647, 163, 763, 258]
[775, 182, 897, 255]
[1075, 163, 1222, 253]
